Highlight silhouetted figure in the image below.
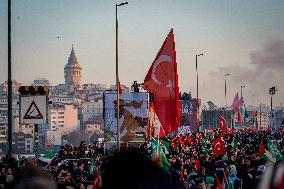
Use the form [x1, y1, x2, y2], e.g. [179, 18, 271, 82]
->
[12, 166, 57, 189]
[101, 149, 179, 189]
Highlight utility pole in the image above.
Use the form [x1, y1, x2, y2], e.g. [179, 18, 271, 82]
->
[34, 124, 38, 155]
[8, 0, 12, 156]
[269, 86, 276, 128]
[115, 2, 128, 152]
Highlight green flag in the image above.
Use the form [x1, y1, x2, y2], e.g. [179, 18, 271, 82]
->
[162, 138, 171, 155]
[231, 137, 238, 148]
[152, 138, 170, 172]
[268, 140, 283, 161]
[201, 136, 207, 145]
[89, 158, 95, 174]
[244, 110, 249, 122]
[43, 151, 56, 159]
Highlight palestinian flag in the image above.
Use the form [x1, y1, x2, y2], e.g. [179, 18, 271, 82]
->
[152, 138, 170, 172]
[223, 172, 232, 189]
[215, 174, 222, 189]
[259, 143, 276, 163]
[162, 138, 171, 155]
[268, 140, 283, 161]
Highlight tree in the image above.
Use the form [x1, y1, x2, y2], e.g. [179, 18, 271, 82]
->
[65, 130, 89, 146]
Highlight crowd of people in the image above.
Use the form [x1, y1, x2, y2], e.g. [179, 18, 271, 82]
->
[0, 127, 282, 189]
[164, 128, 284, 189]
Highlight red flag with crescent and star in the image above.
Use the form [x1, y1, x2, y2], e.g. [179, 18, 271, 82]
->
[212, 138, 226, 156]
[143, 29, 180, 138]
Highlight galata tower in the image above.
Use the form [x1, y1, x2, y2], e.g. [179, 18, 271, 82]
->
[64, 45, 82, 88]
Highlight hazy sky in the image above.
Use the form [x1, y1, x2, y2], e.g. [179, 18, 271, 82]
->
[0, 0, 283, 107]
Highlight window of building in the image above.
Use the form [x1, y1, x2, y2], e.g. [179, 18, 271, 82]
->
[27, 145, 30, 148]
[26, 140, 30, 143]
[58, 112, 64, 114]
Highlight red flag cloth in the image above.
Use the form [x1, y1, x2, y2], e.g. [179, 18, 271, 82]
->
[185, 135, 193, 145]
[231, 93, 240, 112]
[227, 128, 235, 135]
[93, 169, 101, 189]
[170, 140, 177, 150]
[180, 164, 185, 183]
[178, 136, 184, 145]
[231, 92, 242, 121]
[197, 133, 203, 143]
[118, 82, 122, 94]
[279, 128, 284, 136]
[195, 158, 200, 172]
[259, 143, 266, 155]
[215, 174, 223, 189]
[143, 29, 180, 137]
[212, 138, 226, 156]
[220, 115, 227, 136]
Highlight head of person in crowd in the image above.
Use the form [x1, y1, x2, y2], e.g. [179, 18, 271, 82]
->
[244, 155, 252, 168]
[195, 177, 206, 189]
[227, 164, 237, 177]
[101, 148, 179, 189]
[12, 166, 57, 189]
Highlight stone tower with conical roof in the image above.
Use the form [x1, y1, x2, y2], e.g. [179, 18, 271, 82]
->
[64, 45, 82, 88]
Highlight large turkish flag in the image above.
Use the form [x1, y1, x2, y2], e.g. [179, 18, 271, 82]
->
[144, 29, 180, 137]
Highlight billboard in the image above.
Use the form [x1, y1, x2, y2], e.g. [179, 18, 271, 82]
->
[104, 92, 148, 142]
[179, 99, 198, 133]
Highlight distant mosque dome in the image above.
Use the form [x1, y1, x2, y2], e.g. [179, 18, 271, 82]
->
[64, 45, 82, 88]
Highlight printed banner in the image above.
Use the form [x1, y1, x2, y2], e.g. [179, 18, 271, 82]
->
[104, 92, 148, 142]
[180, 99, 198, 133]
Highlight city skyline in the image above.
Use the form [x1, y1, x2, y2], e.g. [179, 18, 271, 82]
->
[0, 0, 284, 107]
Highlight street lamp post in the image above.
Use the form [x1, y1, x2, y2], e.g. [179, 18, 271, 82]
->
[269, 87, 276, 128]
[8, 0, 12, 156]
[195, 53, 203, 132]
[196, 53, 203, 100]
[224, 73, 230, 108]
[116, 2, 128, 152]
[241, 85, 245, 97]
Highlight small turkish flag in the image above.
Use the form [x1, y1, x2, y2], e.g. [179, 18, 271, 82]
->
[212, 138, 226, 156]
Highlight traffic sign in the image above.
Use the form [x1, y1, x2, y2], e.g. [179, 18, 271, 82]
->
[20, 96, 47, 124]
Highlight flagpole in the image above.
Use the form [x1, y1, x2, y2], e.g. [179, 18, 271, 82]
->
[224, 73, 230, 108]
[195, 53, 203, 132]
